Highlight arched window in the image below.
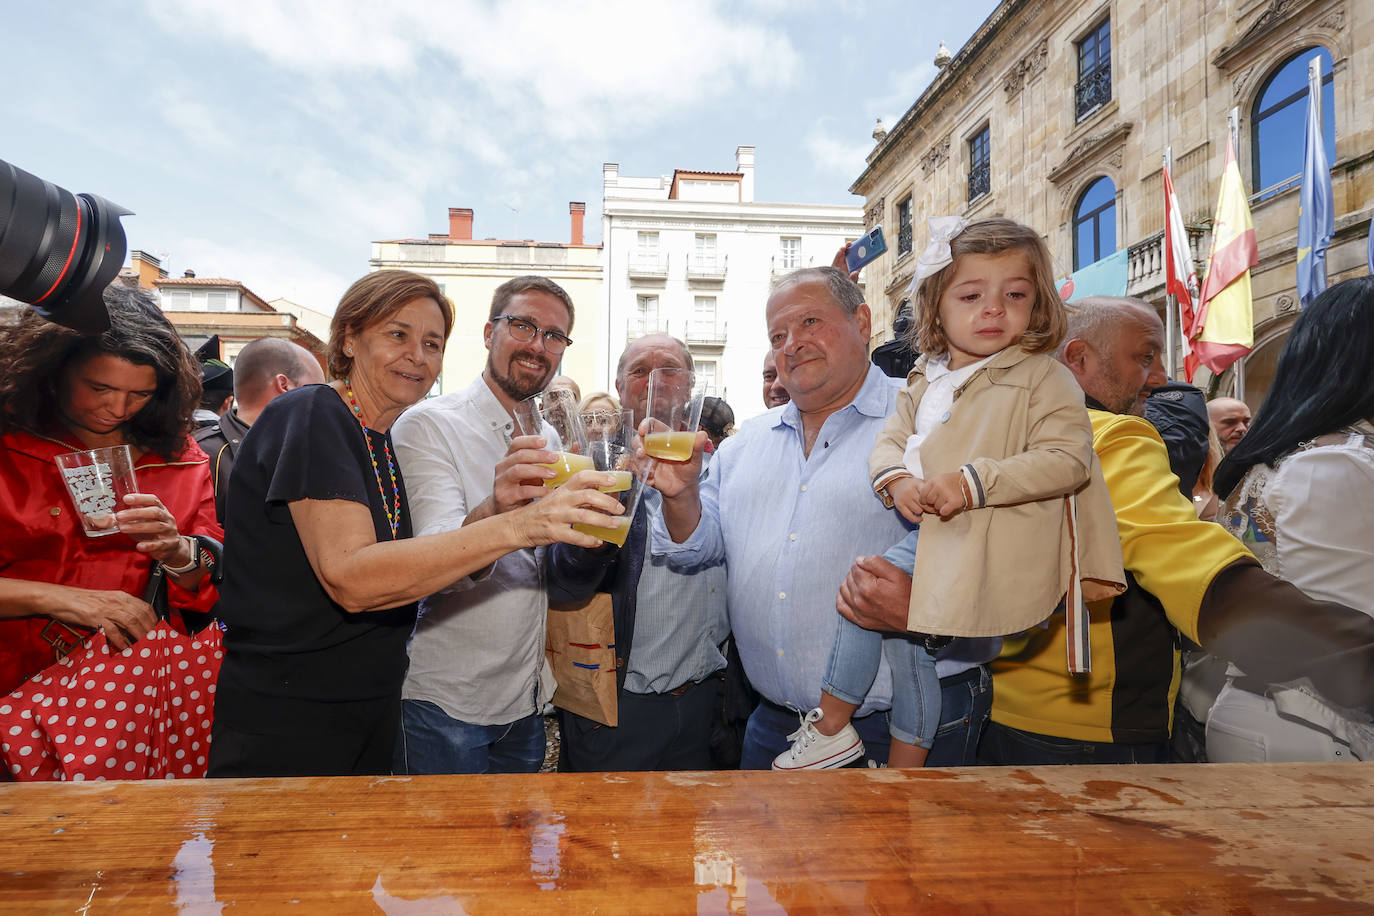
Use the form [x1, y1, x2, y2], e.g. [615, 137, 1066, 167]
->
[1073, 177, 1116, 270]
[1252, 47, 1335, 197]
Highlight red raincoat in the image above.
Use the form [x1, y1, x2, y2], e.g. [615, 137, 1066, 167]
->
[0, 428, 221, 696]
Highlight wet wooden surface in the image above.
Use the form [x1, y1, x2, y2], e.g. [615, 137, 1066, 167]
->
[1, 764, 1372, 913]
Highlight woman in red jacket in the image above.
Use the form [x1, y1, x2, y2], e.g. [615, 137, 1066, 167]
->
[0, 285, 221, 696]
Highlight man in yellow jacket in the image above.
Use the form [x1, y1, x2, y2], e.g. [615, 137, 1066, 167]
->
[838, 296, 1374, 764]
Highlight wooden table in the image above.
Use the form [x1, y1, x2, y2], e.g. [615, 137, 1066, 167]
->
[2, 764, 1371, 913]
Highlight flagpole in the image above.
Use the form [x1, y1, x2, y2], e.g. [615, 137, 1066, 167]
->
[1226, 108, 1247, 402]
[1163, 148, 1178, 379]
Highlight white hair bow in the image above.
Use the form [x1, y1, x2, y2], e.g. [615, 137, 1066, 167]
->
[906, 215, 969, 291]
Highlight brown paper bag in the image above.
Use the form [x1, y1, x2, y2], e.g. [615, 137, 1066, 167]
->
[545, 593, 618, 727]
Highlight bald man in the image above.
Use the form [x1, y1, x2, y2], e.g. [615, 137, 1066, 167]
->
[546, 333, 730, 772]
[194, 337, 324, 522]
[1207, 397, 1251, 452]
[546, 374, 582, 405]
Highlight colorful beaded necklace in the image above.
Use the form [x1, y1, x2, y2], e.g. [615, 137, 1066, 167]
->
[342, 378, 401, 540]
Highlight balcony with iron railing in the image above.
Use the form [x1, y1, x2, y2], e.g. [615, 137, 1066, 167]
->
[770, 253, 812, 281]
[686, 320, 728, 348]
[627, 250, 669, 279]
[686, 253, 728, 282]
[1075, 61, 1112, 122]
[967, 161, 990, 203]
[626, 317, 671, 342]
[1125, 226, 1209, 299]
[896, 219, 913, 258]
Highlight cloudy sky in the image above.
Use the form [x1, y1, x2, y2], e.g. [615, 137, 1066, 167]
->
[6, 0, 997, 314]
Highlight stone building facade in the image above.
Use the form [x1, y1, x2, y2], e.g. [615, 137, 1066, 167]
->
[851, 0, 1373, 405]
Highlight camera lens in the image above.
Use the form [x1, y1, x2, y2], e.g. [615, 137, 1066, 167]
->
[0, 159, 132, 334]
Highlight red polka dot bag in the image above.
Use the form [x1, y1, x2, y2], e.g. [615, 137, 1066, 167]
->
[0, 564, 223, 781]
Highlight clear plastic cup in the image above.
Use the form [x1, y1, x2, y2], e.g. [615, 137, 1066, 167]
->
[574, 408, 644, 547]
[54, 444, 139, 537]
[644, 368, 704, 462]
[513, 388, 589, 487]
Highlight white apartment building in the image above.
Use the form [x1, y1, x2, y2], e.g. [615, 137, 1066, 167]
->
[601, 146, 864, 420]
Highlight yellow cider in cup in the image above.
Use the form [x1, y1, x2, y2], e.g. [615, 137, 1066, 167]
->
[643, 431, 695, 461]
[543, 452, 595, 487]
[573, 515, 632, 547]
[600, 470, 633, 492]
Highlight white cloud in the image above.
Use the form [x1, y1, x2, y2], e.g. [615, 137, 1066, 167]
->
[148, 0, 800, 138]
[160, 236, 353, 317]
[138, 0, 804, 260]
[874, 60, 940, 128]
[153, 88, 235, 152]
[806, 119, 874, 182]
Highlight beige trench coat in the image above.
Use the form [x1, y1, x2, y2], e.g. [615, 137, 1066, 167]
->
[869, 348, 1125, 637]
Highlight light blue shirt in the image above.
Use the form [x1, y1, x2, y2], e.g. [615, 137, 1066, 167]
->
[651, 364, 911, 716]
[624, 488, 729, 694]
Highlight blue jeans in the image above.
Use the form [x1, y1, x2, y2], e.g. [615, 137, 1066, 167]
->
[741, 700, 892, 769]
[977, 722, 1171, 766]
[741, 665, 990, 770]
[924, 664, 992, 767]
[395, 699, 546, 774]
[822, 527, 940, 748]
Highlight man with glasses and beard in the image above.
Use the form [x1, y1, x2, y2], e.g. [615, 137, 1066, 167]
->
[391, 276, 579, 774]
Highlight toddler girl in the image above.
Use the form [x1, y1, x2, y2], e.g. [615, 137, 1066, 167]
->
[774, 217, 1125, 770]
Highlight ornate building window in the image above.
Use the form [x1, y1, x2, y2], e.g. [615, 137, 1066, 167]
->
[1075, 18, 1111, 122]
[1252, 47, 1335, 198]
[897, 196, 913, 257]
[968, 126, 991, 203]
[1073, 176, 1116, 270]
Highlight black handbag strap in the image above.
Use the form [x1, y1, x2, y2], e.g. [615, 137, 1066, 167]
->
[143, 562, 171, 621]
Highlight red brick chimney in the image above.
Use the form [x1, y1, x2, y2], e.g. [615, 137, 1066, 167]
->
[570, 202, 585, 246]
[448, 207, 473, 240]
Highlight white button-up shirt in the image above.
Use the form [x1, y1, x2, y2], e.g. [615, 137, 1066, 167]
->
[391, 375, 551, 726]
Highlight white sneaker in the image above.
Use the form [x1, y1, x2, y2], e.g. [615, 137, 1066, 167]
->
[771, 708, 865, 770]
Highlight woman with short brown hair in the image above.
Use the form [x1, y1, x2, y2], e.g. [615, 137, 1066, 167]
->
[209, 270, 623, 777]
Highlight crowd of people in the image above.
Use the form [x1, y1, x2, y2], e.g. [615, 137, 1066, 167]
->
[1, 217, 1371, 781]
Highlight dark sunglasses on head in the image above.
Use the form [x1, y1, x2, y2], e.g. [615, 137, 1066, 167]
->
[493, 315, 573, 352]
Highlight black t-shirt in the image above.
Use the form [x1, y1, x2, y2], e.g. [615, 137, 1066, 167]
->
[216, 385, 417, 725]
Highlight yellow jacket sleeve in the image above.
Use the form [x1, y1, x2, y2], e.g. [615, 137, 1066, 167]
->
[1092, 412, 1253, 646]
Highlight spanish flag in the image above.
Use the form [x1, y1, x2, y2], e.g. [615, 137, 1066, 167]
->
[1185, 134, 1258, 382]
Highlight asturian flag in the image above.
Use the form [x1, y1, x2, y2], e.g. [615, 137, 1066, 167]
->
[1187, 134, 1258, 382]
[1163, 160, 1199, 360]
[1296, 56, 1334, 308]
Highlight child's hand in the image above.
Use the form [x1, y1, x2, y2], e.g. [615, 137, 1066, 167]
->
[919, 472, 969, 520]
[888, 476, 924, 524]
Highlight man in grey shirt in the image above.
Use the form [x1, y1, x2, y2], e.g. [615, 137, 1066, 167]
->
[391, 276, 579, 773]
[546, 334, 730, 771]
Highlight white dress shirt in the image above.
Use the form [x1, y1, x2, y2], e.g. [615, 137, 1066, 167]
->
[390, 376, 552, 726]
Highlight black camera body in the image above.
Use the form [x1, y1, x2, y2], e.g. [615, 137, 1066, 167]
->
[0, 158, 132, 334]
